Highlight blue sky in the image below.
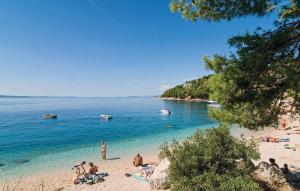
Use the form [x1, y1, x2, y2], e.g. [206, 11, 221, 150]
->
[0, 0, 276, 97]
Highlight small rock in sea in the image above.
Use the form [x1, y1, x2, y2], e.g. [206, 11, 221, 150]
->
[0, 163, 4, 167]
[13, 159, 30, 164]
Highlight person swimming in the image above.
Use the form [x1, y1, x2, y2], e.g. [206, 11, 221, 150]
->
[133, 153, 143, 167]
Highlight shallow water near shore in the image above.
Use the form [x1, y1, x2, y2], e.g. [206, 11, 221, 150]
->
[0, 97, 217, 178]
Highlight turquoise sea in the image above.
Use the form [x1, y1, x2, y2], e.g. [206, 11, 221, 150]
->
[0, 97, 217, 178]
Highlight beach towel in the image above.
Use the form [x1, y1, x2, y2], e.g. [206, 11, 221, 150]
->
[280, 138, 290, 142]
[140, 166, 154, 172]
[132, 173, 149, 183]
[96, 172, 108, 177]
[86, 174, 105, 184]
[284, 145, 297, 150]
[82, 172, 108, 184]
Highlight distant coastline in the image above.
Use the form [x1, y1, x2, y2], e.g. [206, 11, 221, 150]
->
[0, 95, 78, 98]
[161, 96, 209, 102]
[0, 95, 30, 98]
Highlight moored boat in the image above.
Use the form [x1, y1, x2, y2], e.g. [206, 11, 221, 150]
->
[160, 109, 171, 115]
[207, 100, 218, 104]
[43, 114, 57, 119]
[207, 103, 222, 108]
[100, 114, 112, 120]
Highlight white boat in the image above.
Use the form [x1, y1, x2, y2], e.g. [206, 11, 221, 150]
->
[100, 114, 112, 120]
[207, 100, 218, 104]
[160, 109, 171, 115]
[207, 103, 222, 108]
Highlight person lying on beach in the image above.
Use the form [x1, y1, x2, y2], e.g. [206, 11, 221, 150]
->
[269, 158, 279, 168]
[141, 166, 154, 179]
[87, 162, 99, 175]
[259, 136, 280, 143]
[133, 153, 143, 167]
[287, 131, 300, 135]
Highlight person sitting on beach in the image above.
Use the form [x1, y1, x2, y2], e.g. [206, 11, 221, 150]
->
[269, 158, 279, 168]
[73, 166, 82, 184]
[133, 153, 143, 167]
[281, 163, 290, 174]
[72, 161, 86, 184]
[87, 162, 99, 175]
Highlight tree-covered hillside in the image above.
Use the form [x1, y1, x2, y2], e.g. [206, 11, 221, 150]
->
[161, 75, 211, 99]
[170, 0, 300, 130]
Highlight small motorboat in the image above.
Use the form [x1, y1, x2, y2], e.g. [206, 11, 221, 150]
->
[43, 114, 57, 119]
[100, 114, 112, 120]
[160, 109, 171, 115]
[207, 100, 218, 104]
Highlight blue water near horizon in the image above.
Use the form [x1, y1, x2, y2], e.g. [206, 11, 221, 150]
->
[0, 97, 217, 178]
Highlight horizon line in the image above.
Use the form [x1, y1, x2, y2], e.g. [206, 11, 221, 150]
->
[0, 95, 159, 98]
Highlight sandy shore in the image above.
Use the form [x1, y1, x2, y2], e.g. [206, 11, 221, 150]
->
[254, 130, 300, 170]
[160, 97, 209, 102]
[0, 152, 159, 191]
[1, 127, 299, 191]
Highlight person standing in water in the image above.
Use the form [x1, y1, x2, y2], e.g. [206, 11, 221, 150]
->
[101, 141, 107, 160]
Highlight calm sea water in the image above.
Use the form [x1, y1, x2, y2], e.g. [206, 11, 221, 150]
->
[0, 97, 216, 178]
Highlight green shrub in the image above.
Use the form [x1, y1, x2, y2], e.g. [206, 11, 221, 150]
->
[159, 125, 263, 191]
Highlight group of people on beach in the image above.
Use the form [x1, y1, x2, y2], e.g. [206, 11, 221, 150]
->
[72, 141, 107, 185]
[72, 141, 148, 185]
[269, 158, 290, 175]
[100, 141, 144, 167]
[72, 161, 102, 184]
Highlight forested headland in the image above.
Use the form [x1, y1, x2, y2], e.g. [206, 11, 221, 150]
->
[161, 75, 212, 100]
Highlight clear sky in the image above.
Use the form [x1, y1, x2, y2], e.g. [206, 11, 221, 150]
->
[0, 0, 276, 97]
